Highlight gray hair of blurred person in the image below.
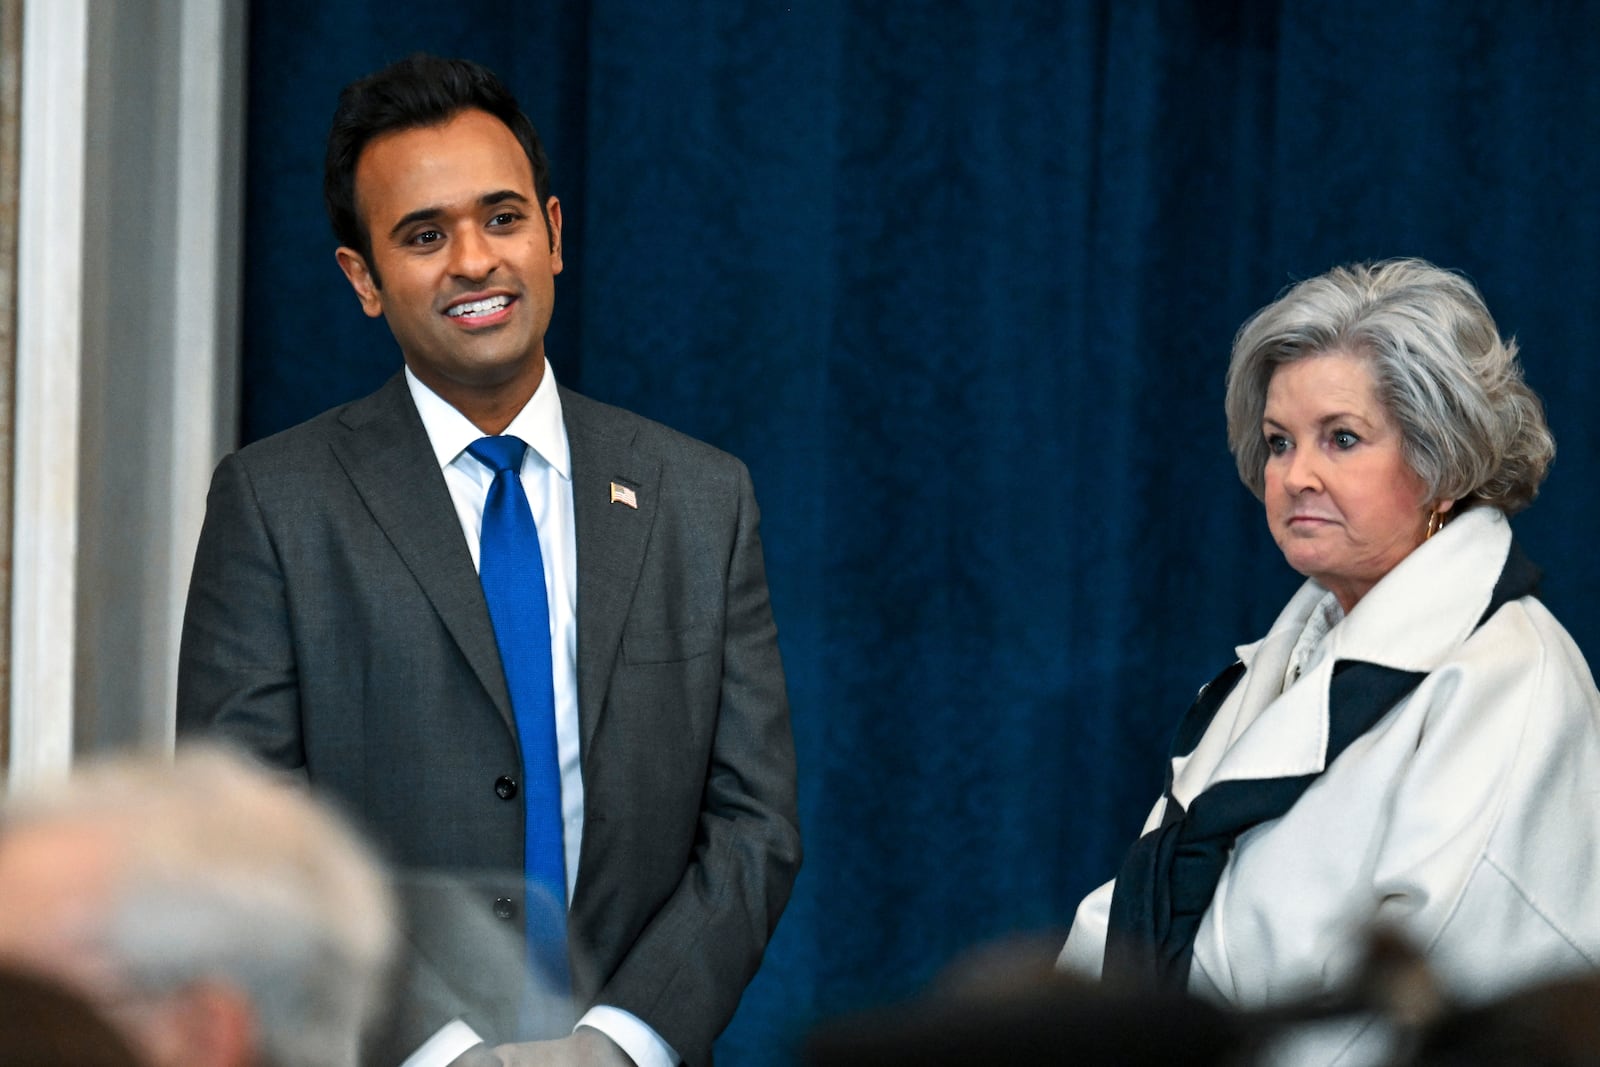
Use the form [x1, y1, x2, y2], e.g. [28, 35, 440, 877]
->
[0, 745, 396, 1067]
[1224, 258, 1554, 515]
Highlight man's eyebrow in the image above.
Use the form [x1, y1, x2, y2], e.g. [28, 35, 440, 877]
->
[388, 206, 443, 241]
[386, 191, 533, 241]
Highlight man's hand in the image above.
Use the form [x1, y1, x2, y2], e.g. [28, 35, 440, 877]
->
[488, 1027, 636, 1067]
[450, 1047, 506, 1067]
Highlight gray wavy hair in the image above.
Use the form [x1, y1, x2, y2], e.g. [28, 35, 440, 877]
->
[1224, 258, 1553, 515]
[0, 745, 396, 1067]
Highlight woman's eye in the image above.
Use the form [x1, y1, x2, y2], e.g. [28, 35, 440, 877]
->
[1265, 434, 1289, 455]
[1332, 430, 1359, 449]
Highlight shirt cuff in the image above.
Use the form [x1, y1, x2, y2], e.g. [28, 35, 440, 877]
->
[577, 1005, 680, 1067]
[398, 1019, 485, 1067]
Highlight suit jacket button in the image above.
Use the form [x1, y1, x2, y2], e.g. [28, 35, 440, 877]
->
[494, 775, 518, 800]
[493, 897, 517, 921]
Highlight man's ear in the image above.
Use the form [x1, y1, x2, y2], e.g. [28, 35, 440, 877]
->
[139, 981, 260, 1067]
[335, 247, 384, 318]
[184, 983, 259, 1067]
[545, 196, 564, 275]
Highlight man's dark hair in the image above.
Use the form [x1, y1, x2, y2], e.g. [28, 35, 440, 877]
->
[323, 53, 553, 272]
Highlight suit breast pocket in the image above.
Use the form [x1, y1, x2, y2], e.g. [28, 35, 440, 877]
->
[622, 622, 718, 665]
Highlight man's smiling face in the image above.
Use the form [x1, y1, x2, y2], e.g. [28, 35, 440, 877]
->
[335, 107, 563, 429]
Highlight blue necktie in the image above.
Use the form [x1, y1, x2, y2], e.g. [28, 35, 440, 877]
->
[466, 436, 569, 997]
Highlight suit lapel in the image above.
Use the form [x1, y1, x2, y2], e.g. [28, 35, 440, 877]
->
[330, 374, 514, 728]
[562, 388, 660, 758]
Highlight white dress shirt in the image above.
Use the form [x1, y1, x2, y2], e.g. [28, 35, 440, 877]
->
[401, 365, 678, 1067]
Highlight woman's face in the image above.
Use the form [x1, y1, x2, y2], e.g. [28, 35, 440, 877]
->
[1262, 350, 1441, 613]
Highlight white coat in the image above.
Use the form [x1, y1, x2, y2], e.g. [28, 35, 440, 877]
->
[1059, 507, 1600, 1064]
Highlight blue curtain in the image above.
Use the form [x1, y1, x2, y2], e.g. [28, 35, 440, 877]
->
[242, 3, 1600, 1062]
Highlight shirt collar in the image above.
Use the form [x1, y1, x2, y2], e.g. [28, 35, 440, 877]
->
[1283, 590, 1344, 692]
[404, 364, 571, 481]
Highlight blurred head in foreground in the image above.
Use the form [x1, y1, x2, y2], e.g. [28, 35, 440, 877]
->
[0, 745, 396, 1067]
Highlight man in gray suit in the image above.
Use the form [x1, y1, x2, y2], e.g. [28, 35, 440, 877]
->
[177, 54, 801, 1067]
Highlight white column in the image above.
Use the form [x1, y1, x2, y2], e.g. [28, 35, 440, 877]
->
[9, 0, 89, 787]
[6, 0, 244, 788]
[164, 0, 245, 748]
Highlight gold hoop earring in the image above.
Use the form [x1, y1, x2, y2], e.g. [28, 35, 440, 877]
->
[1425, 509, 1444, 539]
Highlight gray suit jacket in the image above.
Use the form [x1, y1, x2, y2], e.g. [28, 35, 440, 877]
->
[177, 373, 801, 1066]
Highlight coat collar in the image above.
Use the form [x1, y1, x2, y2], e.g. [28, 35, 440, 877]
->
[1322, 506, 1512, 671]
[1174, 507, 1514, 796]
[330, 374, 515, 726]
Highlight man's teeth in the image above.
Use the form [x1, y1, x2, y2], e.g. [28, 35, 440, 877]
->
[446, 295, 511, 318]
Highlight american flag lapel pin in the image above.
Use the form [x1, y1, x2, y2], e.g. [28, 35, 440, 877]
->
[609, 481, 638, 509]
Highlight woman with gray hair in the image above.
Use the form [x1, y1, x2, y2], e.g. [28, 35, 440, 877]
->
[1058, 259, 1600, 1063]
